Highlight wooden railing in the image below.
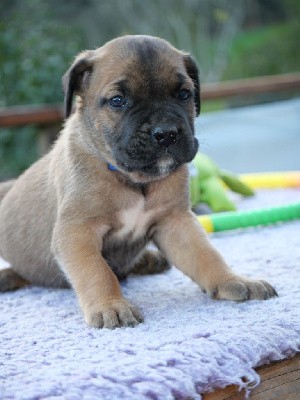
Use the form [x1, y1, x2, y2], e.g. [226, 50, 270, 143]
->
[1, 72, 300, 128]
[201, 72, 300, 100]
[0, 104, 64, 128]
[0, 72, 299, 153]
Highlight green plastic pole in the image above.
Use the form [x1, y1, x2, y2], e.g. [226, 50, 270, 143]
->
[198, 202, 300, 233]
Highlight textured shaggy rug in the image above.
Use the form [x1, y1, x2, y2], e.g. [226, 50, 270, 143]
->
[0, 189, 299, 399]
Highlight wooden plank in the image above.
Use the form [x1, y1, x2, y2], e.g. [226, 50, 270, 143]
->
[202, 384, 244, 400]
[201, 72, 300, 100]
[202, 353, 300, 400]
[0, 104, 64, 127]
[0, 73, 300, 128]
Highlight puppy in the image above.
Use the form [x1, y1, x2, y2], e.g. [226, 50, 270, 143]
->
[0, 35, 277, 329]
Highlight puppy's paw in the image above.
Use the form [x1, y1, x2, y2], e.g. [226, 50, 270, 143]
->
[131, 250, 171, 276]
[85, 299, 144, 329]
[212, 276, 278, 301]
[0, 268, 28, 292]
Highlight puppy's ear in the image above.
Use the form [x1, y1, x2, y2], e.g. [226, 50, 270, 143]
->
[183, 55, 201, 116]
[62, 51, 94, 119]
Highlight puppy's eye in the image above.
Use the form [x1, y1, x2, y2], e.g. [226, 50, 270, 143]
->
[178, 89, 191, 100]
[109, 95, 127, 108]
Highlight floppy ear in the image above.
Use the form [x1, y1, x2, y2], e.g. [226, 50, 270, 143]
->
[62, 51, 94, 119]
[183, 55, 201, 116]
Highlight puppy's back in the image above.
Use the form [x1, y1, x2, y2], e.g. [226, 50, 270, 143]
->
[0, 180, 16, 204]
[0, 150, 67, 287]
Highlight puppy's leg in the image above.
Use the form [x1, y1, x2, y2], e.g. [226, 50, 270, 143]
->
[53, 222, 143, 329]
[131, 250, 171, 275]
[154, 211, 277, 301]
[0, 268, 28, 292]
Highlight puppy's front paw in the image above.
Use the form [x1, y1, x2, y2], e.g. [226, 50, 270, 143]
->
[212, 276, 278, 301]
[85, 299, 144, 329]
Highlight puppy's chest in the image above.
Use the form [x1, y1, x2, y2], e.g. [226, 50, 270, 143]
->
[116, 198, 156, 240]
[101, 198, 159, 277]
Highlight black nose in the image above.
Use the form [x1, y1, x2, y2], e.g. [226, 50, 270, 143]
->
[152, 126, 178, 147]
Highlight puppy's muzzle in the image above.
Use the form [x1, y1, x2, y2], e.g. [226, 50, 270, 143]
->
[152, 125, 177, 148]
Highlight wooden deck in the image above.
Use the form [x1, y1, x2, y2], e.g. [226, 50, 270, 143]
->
[202, 353, 300, 400]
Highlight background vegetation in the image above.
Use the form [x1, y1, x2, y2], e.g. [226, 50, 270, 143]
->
[0, 0, 299, 179]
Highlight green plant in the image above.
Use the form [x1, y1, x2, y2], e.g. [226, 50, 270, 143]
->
[0, 0, 83, 179]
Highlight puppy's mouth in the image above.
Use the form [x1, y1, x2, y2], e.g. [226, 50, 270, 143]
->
[117, 155, 176, 176]
[115, 138, 198, 178]
[141, 154, 178, 176]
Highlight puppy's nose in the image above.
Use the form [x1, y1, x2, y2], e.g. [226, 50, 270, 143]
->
[152, 126, 178, 147]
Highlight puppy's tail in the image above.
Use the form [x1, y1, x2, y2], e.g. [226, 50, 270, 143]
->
[0, 180, 16, 204]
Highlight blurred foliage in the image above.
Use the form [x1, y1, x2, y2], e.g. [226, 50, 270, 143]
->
[0, 0, 83, 179]
[224, 21, 300, 79]
[0, 0, 82, 107]
[0, 0, 299, 179]
[62, 0, 246, 83]
[0, 127, 36, 179]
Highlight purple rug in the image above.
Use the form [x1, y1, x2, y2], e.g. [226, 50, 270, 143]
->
[0, 189, 299, 399]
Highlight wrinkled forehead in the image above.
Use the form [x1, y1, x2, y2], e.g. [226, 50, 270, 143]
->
[91, 37, 191, 94]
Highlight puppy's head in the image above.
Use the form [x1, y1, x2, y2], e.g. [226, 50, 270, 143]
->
[63, 35, 200, 183]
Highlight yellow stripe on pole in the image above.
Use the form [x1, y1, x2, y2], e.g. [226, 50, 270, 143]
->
[239, 171, 300, 189]
[198, 215, 214, 233]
